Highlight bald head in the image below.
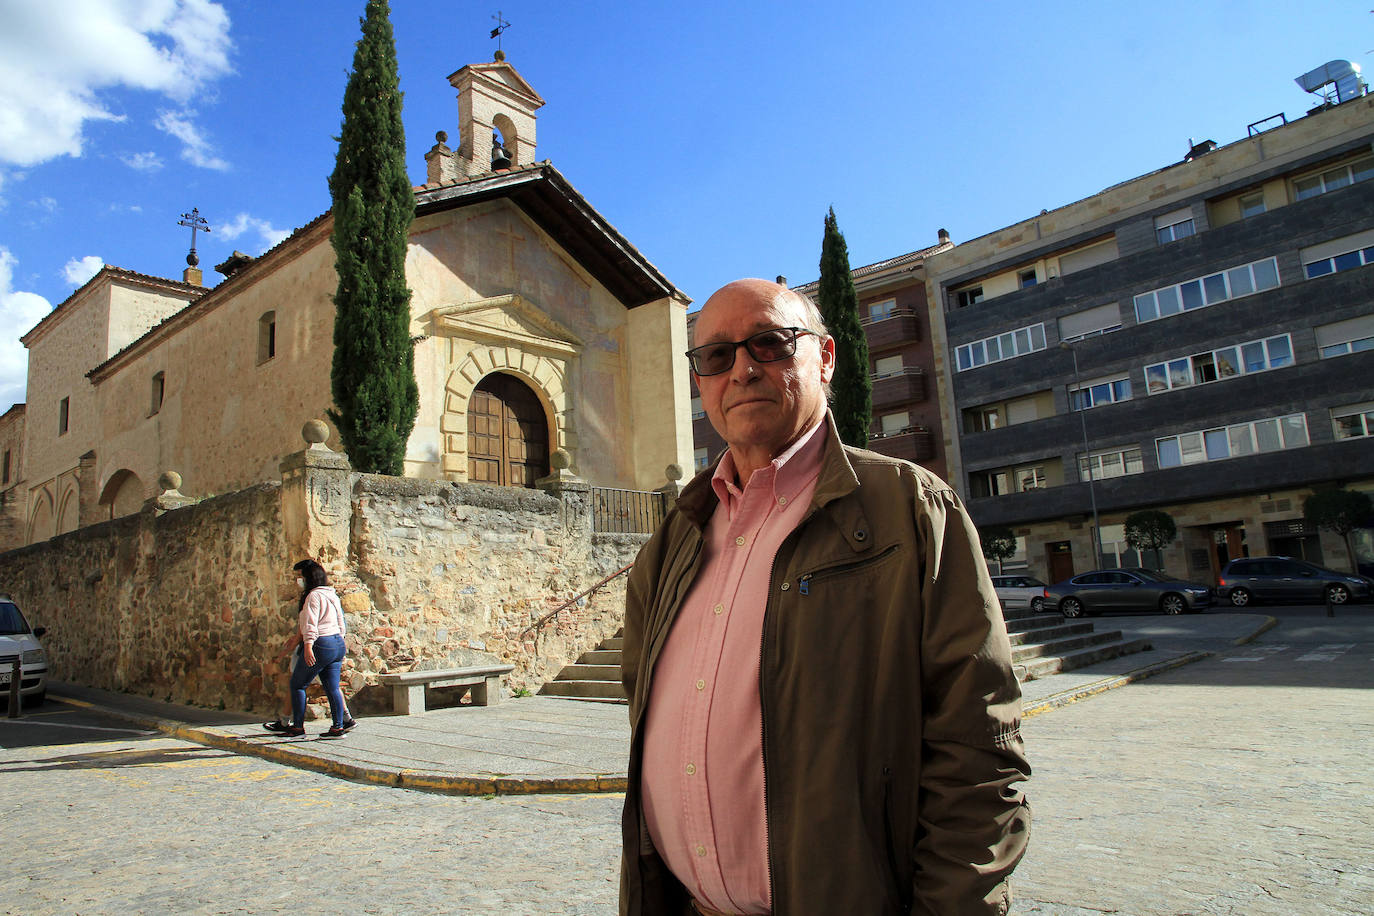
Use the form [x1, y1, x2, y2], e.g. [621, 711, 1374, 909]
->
[693, 279, 829, 347]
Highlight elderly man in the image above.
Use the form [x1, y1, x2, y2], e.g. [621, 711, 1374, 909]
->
[620, 278, 1030, 916]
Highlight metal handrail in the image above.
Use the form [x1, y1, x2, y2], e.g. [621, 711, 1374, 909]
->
[520, 562, 634, 639]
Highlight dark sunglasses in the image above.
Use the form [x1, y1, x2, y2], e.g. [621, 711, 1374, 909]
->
[685, 326, 821, 376]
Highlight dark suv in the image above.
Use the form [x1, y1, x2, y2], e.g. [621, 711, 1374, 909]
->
[1217, 557, 1372, 607]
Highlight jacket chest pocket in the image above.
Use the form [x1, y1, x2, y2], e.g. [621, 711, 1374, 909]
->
[794, 543, 901, 596]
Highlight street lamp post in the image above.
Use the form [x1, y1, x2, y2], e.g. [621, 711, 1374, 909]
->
[1061, 341, 1103, 568]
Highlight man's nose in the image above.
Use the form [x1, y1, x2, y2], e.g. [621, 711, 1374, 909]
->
[728, 343, 763, 382]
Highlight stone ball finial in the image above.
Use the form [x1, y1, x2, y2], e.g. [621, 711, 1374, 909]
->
[494, 49, 506, 62]
[158, 470, 182, 492]
[436, 130, 448, 144]
[550, 448, 571, 471]
[302, 419, 330, 446]
[665, 463, 684, 482]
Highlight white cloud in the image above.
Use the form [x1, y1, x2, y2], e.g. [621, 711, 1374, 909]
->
[155, 109, 229, 171]
[62, 256, 105, 287]
[217, 212, 291, 251]
[0, 248, 54, 410]
[0, 0, 233, 167]
[121, 151, 164, 171]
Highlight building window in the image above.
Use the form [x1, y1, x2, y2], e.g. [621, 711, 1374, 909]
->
[1292, 155, 1374, 201]
[1239, 192, 1266, 219]
[1058, 302, 1122, 342]
[1332, 402, 1374, 440]
[694, 447, 710, 471]
[258, 311, 277, 364]
[1098, 524, 1144, 569]
[1133, 257, 1280, 324]
[970, 462, 1051, 497]
[1154, 207, 1196, 245]
[1018, 268, 1038, 289]
[878, 412, 910, 437]
[1070, 375, 1132, 410]
[955, 323, 1047, 372]
[58, 397, 69, 436]
[955, 286, 984, 309]
[867, 299, 897, 321]
[1077, 446, 1144, 482]
[1144, 334, 1294, 394]
[1315, 313, 1374, 358]
[873, 355, 904, 379]
[2, 450, 9, 485]
[1156, 413, 1308, 468]
[690, 396, 704, 420]
[150, 371, 165, 416]
[1301, 229, 1374, 279]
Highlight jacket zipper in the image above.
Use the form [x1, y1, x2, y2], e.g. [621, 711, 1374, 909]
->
[796, 543, 900, 595]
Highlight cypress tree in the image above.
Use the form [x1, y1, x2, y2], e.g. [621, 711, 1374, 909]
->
[817, 206, 872, 448]
[327, 0, 417, 475]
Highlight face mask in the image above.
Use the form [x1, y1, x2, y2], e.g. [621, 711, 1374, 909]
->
[296, 577, 306, 589]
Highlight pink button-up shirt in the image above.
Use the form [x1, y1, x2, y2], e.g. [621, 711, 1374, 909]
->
[640, 419, 826, 915]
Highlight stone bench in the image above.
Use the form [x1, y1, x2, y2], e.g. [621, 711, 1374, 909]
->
[378, 664, 515, 715]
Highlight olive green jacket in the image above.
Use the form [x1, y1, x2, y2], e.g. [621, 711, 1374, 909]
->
[620, 417, 1031, 915]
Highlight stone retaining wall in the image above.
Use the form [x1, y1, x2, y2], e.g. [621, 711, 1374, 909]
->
[0, 441, 651, 715]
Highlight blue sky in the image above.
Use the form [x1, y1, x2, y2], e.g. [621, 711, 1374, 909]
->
[0, 0, 1368, 410]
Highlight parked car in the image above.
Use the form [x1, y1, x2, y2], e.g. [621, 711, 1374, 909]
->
[991, 574, 1049, 613]
[1045, 568, 1212, 618]
[1216, 556, 1372, 607]
[0, 595, 48, 706]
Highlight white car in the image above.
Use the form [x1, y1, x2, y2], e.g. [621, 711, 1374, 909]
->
[990, 575, 1049, 614]
[0, 596, 48, 707]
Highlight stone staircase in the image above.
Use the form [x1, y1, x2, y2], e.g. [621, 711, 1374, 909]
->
[539, 613, 1152, 703]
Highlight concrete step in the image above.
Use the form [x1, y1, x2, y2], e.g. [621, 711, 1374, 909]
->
[599, 637, 624, 651]
[1012, 629, 1127, 663]
[579, 649, 621, 666]
[539, 679, 627, 701]
[1020, 637, 1153, 681]
[1005, 614, 1071, 635]
[1007, 621, 1094, 646]
[553, 663, 621, 682]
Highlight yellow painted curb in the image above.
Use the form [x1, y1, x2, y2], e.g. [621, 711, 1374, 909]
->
[1022, 650, 1213, 719]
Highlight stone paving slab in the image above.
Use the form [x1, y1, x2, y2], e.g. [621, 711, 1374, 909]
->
[46, 613, 1276, 795]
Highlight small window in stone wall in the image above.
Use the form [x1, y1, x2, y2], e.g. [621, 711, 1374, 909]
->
[258, 311, 277, 364]
[150, 371, 165, 416]
[58, 397, 69, 436]
[2, 449, 9, 485]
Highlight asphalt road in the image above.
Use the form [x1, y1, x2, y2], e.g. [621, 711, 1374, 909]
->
[2, 607, 1370, 915]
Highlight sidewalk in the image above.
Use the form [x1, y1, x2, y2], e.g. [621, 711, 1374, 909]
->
[48, 612, 1276, 796]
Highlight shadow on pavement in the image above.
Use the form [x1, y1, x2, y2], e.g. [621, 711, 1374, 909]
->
[0, 742, 233, 774]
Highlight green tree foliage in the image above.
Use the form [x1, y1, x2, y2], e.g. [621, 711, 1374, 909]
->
[816, 207, 872, 448]
[327, 0, 418, 475]
[978, 524, 1018, 574]
[1304, 487, 1374, 573]
[1124, 509, 1178, 570]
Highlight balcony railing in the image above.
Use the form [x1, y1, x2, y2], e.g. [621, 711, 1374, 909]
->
[866, 426, 934, 463]
[871, 368, 926, 406]
[861, 309, 921, 349]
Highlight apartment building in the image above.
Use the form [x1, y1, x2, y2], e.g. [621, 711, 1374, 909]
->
[926, 72, 1374, 584]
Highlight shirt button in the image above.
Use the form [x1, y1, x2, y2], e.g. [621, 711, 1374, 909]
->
[696, 679, 705, 690]
[735, 535, 746, 546]
[686, 763, 697, 775]
[777, 496, 787, 506]
[696, 844, 707, 857]
[713, 603, 723, 615]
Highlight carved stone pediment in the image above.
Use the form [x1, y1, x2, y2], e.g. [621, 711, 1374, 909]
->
[417, 294, 582, 360]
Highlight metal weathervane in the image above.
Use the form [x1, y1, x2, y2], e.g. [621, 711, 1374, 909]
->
[490, 11, 510, 51]
[177, 207, 211, 267]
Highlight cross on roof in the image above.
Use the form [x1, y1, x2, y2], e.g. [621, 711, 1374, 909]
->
[490, 10, 510, 51]
[177, 207, 211, 267]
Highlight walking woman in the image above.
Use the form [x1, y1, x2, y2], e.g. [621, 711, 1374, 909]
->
[265, 559, 350, 738]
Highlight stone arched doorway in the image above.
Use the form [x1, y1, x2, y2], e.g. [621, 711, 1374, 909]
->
[466, 373, 550, 487]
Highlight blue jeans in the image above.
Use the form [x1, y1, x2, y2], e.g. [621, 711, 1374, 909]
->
[290, 634, 346, 728]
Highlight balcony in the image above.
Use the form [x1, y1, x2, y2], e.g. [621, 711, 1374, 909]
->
[871, 368, 926, 407]
[867, 427, 934, 463]
[862, 309, 921, 350]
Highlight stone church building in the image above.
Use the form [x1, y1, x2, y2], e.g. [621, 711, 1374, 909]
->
[2, 56, 693, 549]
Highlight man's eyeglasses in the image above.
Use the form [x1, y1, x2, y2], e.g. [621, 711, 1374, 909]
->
[685, 327, 821, 376]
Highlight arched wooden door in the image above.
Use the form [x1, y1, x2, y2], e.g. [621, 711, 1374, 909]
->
[467, 373, 550, 487]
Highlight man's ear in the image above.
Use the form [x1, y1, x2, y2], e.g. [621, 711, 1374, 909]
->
[818, 335, 837, 382]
